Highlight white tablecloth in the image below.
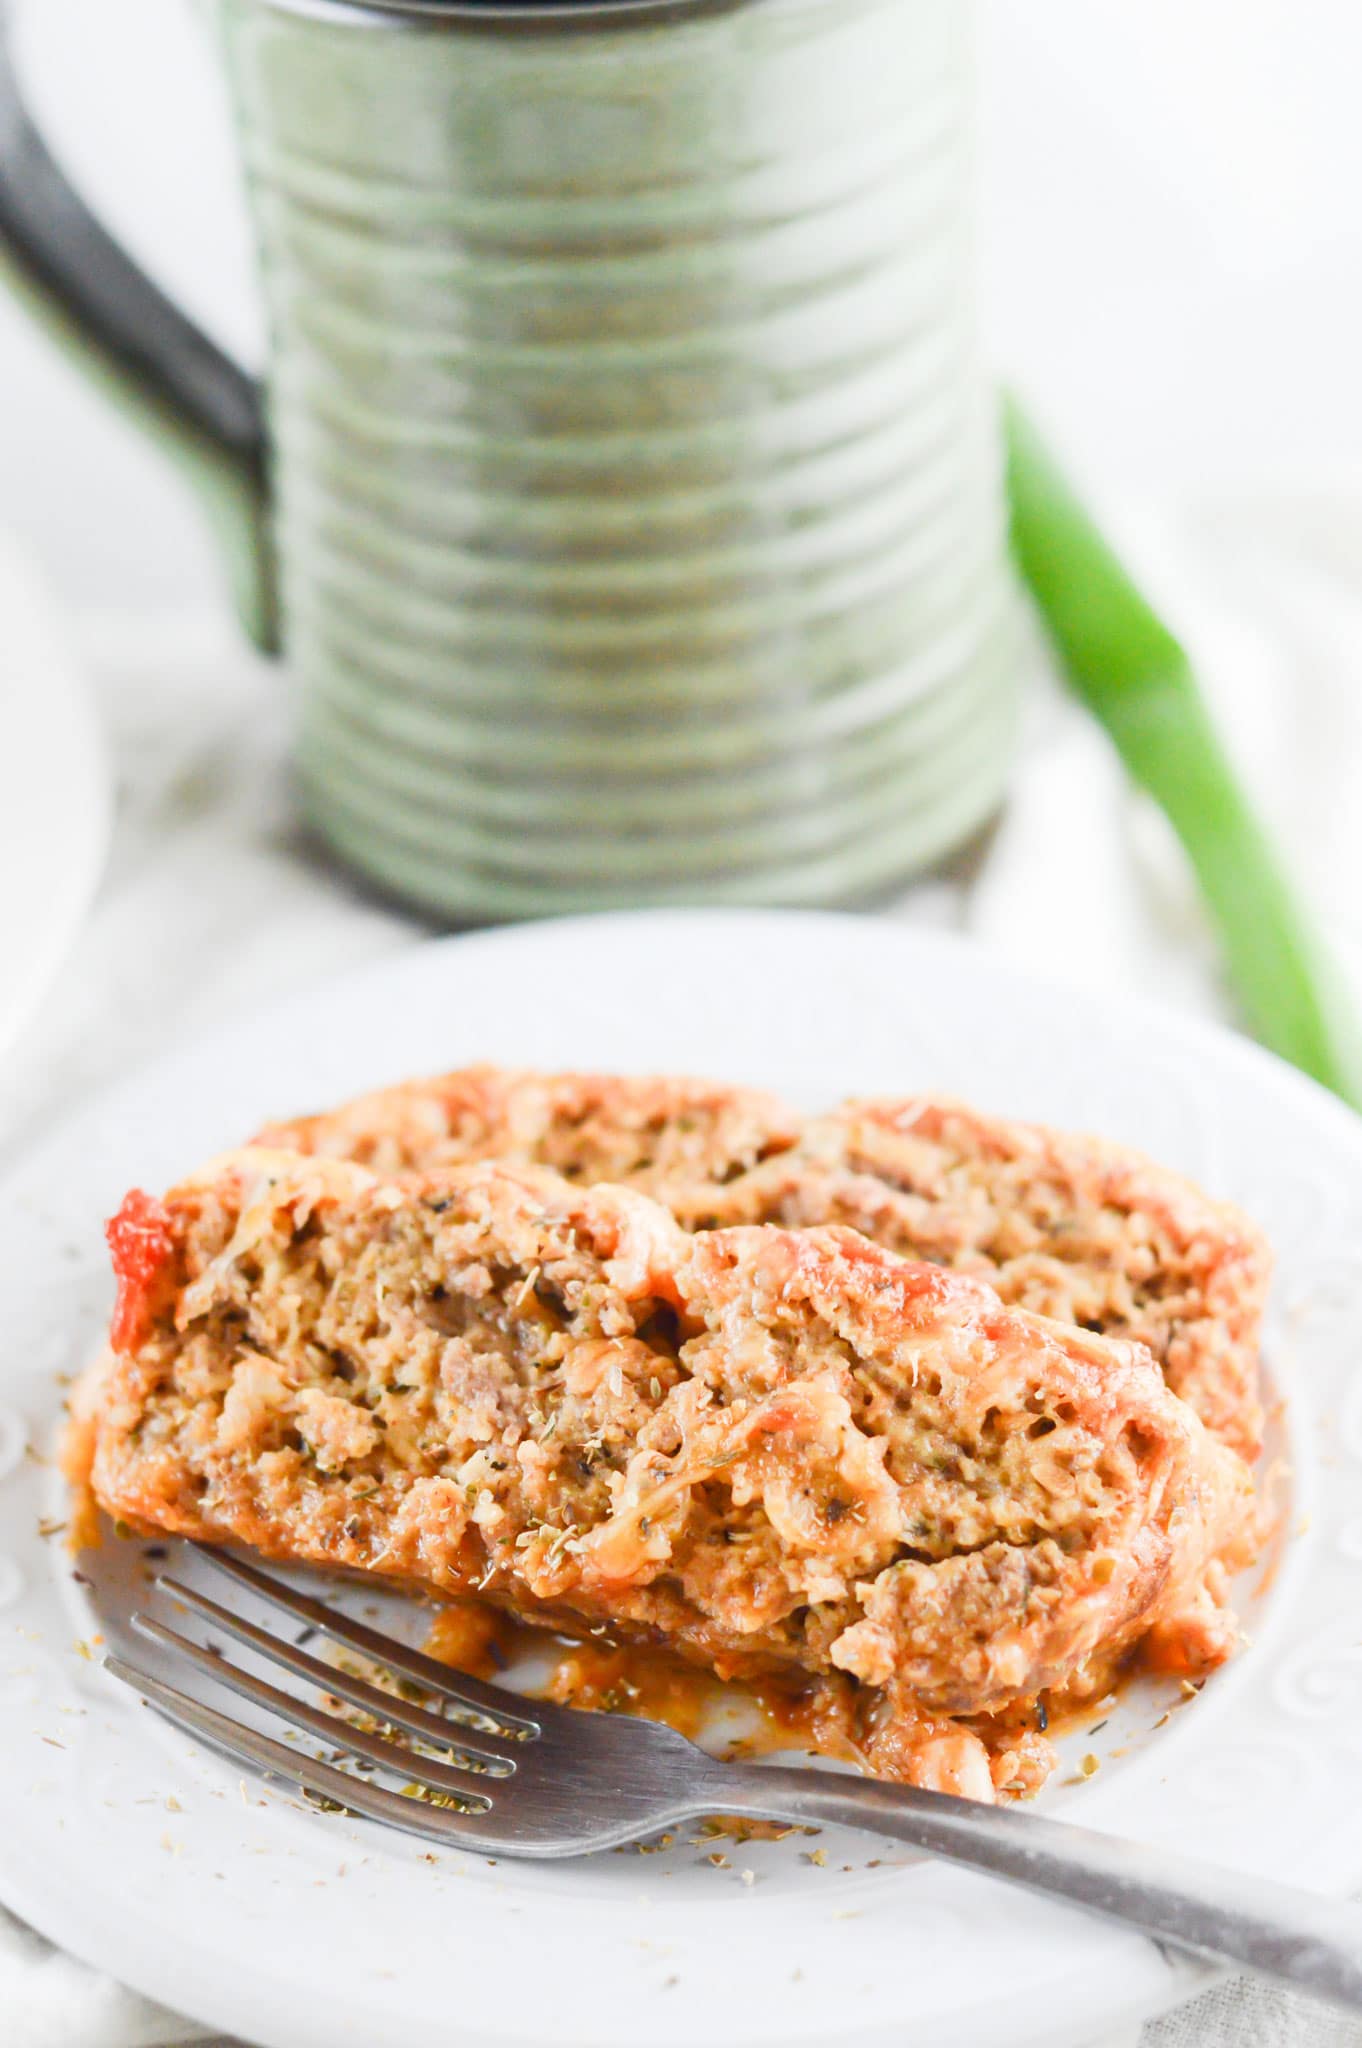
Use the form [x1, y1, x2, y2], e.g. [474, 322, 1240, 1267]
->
[4, 491, 1362, 2046]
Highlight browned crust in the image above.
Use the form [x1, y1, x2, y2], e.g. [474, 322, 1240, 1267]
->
[258, 1065, 797, 1211]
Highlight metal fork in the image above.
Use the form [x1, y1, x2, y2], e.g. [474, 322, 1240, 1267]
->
[106, 1544, 1362, 2015]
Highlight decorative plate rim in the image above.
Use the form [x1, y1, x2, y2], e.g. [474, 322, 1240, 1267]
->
[2, 908, 1360, 2048]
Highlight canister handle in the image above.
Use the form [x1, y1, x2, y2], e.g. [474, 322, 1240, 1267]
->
[0, 5, 277, 648]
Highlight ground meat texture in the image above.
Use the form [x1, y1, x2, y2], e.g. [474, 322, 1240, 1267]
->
[261, 1072, 1268, 1458]
[84, 1149, 1255, 1799]
[721, 1099, 1270, 1461]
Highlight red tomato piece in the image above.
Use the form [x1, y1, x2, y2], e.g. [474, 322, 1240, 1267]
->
[106, 1189, 175, 1354]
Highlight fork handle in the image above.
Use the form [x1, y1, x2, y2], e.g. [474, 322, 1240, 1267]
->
[712, 1764, 1362, 2013]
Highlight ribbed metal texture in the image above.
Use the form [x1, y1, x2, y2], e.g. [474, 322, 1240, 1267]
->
[224, 0, 1023, 918]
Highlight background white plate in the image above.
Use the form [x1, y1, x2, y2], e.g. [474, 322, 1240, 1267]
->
[1, 910, 1360, 2048]
[0, 536, 110, 1062]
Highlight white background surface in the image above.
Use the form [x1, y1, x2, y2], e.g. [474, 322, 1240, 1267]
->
[3, 8, 1362, 2048]
[3, 0, 1362, 607]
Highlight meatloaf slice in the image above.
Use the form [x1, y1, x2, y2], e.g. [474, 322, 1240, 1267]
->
[257, 1068, 1270, 1458]
[81, 1148, 1253, 1800]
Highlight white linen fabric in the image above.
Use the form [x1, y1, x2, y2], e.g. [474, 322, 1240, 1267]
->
[3, 493, 1362, 2047]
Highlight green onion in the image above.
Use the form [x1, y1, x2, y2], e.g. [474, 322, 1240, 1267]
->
[1006, 395, 1362, 1112]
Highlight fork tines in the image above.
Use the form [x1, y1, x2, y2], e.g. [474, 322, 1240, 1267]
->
[106, 1543, 543, 1845]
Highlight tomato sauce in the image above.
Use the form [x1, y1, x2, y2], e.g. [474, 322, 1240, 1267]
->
[424, 1600, 865, 1767]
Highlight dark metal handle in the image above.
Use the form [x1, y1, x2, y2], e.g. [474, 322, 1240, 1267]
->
[0, 3, 276, 647]
[717, 1763, 1362, 2015]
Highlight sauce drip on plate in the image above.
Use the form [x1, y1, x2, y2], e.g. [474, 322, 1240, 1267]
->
[423, 1600, 1085, 1802]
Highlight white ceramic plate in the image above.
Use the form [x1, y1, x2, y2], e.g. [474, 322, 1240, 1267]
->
[2, 910, 1360, 2048]
[0, 538, 110, 1062]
